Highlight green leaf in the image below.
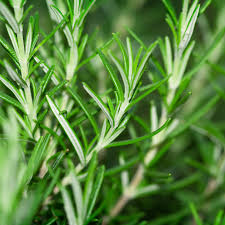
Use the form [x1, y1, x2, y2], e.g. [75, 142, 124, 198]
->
[0, 2, 19, 33]
[73, 0, 80, 18]
[165, 14, 178, 46]
[53, 45, 66, 66]
[0, 91, 24, 112]
[107, 118, 171, 147]
[133, 46, 144, 74]
[108, 51, 129, 99]
[148, 139, 174, 168]
[167, 173, 201, 191]
[151, 56, 167, 78]
[180, 4, 199, 52]
[128, 74, 170, 110]
[105, 155, 141, 177]
[132, 114, 150, 132]
[189, 202, 203, 225]
[37, 80, 67, 113]
[83, 82, 114, 127]
[126, 27, 147, 50]
[34, 56, 59, 84]
[0, 73, 25, 104]
[18, 5, 34, 24]
[104, 126, 126, 147]
[98, 119, 107, 146]
[40, 66, 54, 93]
[33, 109, 48, 134]
[194, 27, 225, 68]
[177, 41, 195, 81]
[162, 0, 177, 25]
[39, 123, 66, 150]
[61, 187, 78, 225]
[197, 121, 225, 146]
[31, 13, 69, 59]
[158, 38, 166, 66]
[200, 0, 212, 14]
[66, 0, 73, 19]
[77, 37, 114, 71]
[127, 37, 133, 82]
[42, 217, 57, 225]
[78, 34, 88, 61]
[0, 36, 18, 63]
[185, 0, 198, 27]
[83, 153, 97, 220]
[86, 166, 105, 219]
[107, 97, 115, 116]
[170, 95, 220, 138]
[46, 95, 85, 165]
[25, 16, 33, 57]
[6, 25, 20, 58]
[78, 0, 96, 27]
[27, 59, 42, 79]
[13, 108, 33, 138]
[71, 110, 99, 129]
[68, 87, 99, 135]
[131, 40, 158, 93]
[30, 79, 37, 97]
[112, 33, 129, 73]
[208, 61, 225, 77]
[4, 59, 25, 87]
[214, 210, 223, 225]
[171, 26, 225, 108]
[47, 151, 66, 172]
[30, 13, 39, 53]
[50, 5, 73, 47]
[21, 134, 51, 186]
[15, 182, 47, 225]
[169, 91, 192, 113]
[164, 37, 173, 75]
[80, 125, 88, 151]
[149, 208, 189, 225]
[20, 0, 27, 7]
[185, 158, 212, 175]
[98, 49, 124, 102]
[70, 170, 83, 225]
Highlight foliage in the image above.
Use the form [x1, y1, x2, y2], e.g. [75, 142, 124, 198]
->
[0, 0, 224, 224]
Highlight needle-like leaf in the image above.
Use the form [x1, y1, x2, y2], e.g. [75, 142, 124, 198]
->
[0, 92, 24, 112]
[113, 33, 129, 73]
[83, 153, 97, 221]
[68, 87, 99, 136]
[61, 187, 78, 225]
[86, 166, 105, 219]
[25, 17, 33, 57]
[50, 5, 74, 47]
[83, 82, 114, 127]
[107, 118, 171, 147]
[0, 2, 19, 33]
[108, 51, 130, 99]
[98, 49, 124, 102]
[46, 95, 85, 165]
[0, 73, 25, 104]
[70, 171, 83, 225]
[131, 41, 158, 93]
[170, 95, 220, 138]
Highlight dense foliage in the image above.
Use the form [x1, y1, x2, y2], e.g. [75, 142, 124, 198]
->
[0, 0, 225, 224]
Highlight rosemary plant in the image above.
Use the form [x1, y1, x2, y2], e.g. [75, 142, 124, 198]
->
[0, 0, 225, 224]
